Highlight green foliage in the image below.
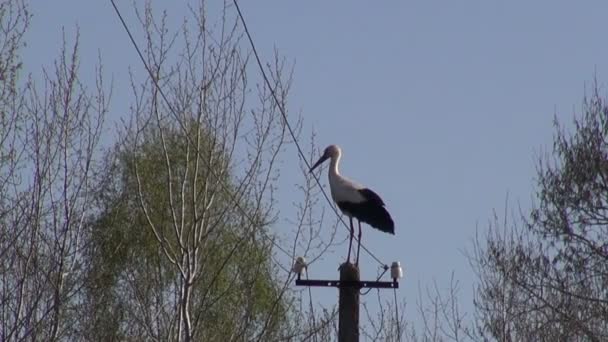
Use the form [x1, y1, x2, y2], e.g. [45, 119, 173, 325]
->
[85, 121, 287, 340]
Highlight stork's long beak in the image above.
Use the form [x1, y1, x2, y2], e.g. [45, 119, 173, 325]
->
[309, 153, 329, 173]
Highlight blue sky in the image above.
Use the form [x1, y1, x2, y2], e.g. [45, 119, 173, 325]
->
[23, 0, 608, 331]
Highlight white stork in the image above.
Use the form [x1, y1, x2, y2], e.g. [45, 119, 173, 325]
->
[310, 145, 394, 265]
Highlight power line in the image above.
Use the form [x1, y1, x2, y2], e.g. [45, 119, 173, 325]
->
[109, 0, 293, 260]
[231, 0, 388, 269]
[306, 270, 318, 342]
[110, 0, 390, 270]
[360, 267, 389, 296]
[393, 287, 402, 342]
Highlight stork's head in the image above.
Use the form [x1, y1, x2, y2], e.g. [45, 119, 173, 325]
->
[310, 145, 341, 172]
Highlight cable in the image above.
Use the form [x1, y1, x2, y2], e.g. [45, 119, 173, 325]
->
[109, 0, 293, 260]
[111, 0, 389, 270]
[393, 287, 402, 342]
[306, 269, 318, 342]
[231, 0, 388, 269]
[359, 265, 389, 296]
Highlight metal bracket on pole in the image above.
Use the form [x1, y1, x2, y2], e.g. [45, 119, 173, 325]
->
[295, 277, 399, 289]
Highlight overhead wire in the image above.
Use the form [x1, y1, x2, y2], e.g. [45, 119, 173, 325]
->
[306, 269, 318, 342]
[109, 0, 293, 260]
[359, 266, 389, 296]
[393, 286, 402, 342]
[231, 0, 388, 269]
[109, 5, 401, 342]
[111, 0, 391, 273]
[228, 6, 402, 340]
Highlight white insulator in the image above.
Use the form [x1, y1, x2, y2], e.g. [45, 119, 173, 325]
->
[390, 261, 403, 279]
[292, 256, 307, 275]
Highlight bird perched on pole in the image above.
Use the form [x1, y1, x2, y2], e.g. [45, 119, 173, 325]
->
[310, 145, 394, 265]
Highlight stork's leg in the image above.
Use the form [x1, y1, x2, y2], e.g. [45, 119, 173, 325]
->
[347, 217, 354, 263]
[356, 220, 362, 266]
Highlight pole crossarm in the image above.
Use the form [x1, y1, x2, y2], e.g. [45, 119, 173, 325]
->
[295, 278, 399, 289]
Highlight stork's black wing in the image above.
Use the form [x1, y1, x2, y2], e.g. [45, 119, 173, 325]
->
[358, 188, 385, 206]
[336, 188, 394, 234]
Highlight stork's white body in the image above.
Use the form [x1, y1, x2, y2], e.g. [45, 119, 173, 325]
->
[327, 153, 366, 215]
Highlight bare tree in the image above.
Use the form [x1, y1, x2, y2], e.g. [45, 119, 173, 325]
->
[471, 84, 608, 341]
[83, 1, 343, 341]
[2, 2, 478, 341]
[0, 0, 29, 231]
[0, 1, 109, 339]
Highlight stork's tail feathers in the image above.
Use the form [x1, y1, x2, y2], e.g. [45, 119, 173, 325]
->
[367, 205, 395, 235]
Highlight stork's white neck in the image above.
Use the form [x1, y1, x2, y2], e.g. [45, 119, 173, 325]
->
[329, 153, 341, 177]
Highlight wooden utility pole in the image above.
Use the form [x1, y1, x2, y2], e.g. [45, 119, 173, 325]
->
[295, 261, 399, 342]
[338, 262, 359, 342]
